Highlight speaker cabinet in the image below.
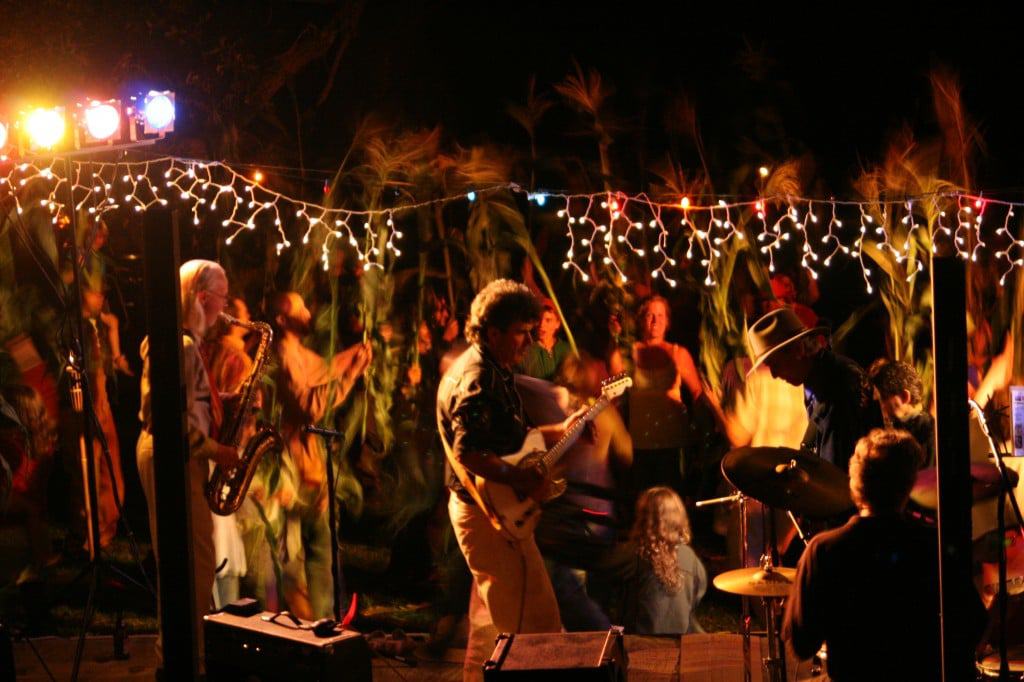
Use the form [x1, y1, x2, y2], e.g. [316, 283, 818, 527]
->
[204, 611, 371, 681]
[483, 628, 627, 681]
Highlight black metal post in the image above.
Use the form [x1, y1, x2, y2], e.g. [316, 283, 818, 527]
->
[930, 255, 974, 681]
[142, 208, 199, 680]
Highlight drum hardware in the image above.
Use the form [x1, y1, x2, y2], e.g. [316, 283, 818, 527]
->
[786, 511, 808, 547]
[720, 446, 853, 519]
[705, 445, 853, 682]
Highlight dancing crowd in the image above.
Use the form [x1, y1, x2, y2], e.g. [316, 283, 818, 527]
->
[0, 255, 1007, 680]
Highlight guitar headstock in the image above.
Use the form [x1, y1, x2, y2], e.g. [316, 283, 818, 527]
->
[600, 372, 632, 400]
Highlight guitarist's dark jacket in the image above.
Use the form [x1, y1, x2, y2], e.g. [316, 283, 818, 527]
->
[437, 344, 530, 504]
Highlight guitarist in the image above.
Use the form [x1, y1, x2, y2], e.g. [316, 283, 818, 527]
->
[437, 279, 588, 680]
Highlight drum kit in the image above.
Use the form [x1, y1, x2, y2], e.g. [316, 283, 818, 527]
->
[697, 445, 852, 682]
[702, 438, 1024, 682]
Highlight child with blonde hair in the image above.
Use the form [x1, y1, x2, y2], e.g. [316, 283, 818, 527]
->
[625, 486, 706, 634]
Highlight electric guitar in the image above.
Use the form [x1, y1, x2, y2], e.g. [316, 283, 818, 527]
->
[476, 373, 632, 542]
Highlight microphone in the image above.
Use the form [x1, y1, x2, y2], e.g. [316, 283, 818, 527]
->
[305, 424, 345, 440]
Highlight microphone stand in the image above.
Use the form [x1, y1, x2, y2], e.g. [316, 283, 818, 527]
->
[973, 401, 1024, 679]
[697, 491, 752, 682]
[305, 425, 346, 623]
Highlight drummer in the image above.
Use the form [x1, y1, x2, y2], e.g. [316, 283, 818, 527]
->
[782, 429, 986, 681]
[746, 307, 881, 473]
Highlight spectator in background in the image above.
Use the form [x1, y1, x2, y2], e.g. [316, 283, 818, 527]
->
[204, 297, 254, 394]
[519, 299, 570, 381]
[868, 360, 935, 469]
[70, 277, 125, 549]
[629, 296, 718, 493]
[624, 486, 706, 635]
[272, 291, 372, 619]
[199, 298, 255, 609]
[0, 384, 58, 584]
[767, 273, 819, 329]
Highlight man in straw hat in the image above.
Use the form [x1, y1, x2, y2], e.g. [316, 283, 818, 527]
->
[747, 307, 881, 473]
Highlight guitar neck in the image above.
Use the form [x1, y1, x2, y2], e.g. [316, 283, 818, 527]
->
[542, 397, 609, 469]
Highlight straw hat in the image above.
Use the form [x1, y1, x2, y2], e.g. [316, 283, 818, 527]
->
[747, 307, 828, 373]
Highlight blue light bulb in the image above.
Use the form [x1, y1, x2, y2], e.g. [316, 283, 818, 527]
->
[144, 93, 175, 131]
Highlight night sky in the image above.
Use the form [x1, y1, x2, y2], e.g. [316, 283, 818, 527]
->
[325, 2, 1024, 192]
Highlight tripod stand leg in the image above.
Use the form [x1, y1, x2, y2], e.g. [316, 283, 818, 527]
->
[70, 563, 101, 682]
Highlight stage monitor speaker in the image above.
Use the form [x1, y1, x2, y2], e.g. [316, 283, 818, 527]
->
[204, 610, 371, 681]
[483, 628, 626, 681]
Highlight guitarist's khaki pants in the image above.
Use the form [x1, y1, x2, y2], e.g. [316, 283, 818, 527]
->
[448, 493, 561, 679]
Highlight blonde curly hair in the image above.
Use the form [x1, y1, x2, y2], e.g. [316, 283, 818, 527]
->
[631, 486, 692, 594]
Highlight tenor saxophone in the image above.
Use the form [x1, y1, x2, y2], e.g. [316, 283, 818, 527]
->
[206, 312, 284, 516]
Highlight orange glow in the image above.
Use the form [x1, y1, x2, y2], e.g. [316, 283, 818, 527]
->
[253, 170, 264, 183]
[680, 197, 690, 210]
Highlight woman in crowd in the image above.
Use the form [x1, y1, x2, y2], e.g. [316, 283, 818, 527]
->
[624, 486, 706, 635]
[628, 296, 706, 493]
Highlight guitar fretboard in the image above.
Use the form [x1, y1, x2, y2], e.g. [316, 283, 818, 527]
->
[542, 397, 610, 469]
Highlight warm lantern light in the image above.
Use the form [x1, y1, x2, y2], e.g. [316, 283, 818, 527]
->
[25, 107, 65, 149]
[83, 102, 120, 141]
[143, 91, 175, 132]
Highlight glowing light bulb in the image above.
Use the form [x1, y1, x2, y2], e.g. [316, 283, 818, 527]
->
[84, 102, 120, 140]
[759, 166, 769, 178]
[680, 197, 690, 210]
[534, 193, 547, 206]
[143, 92, 175, 131]
[25, 107, 65, 148]
[253, 170, 264, 183]
[467, 191, 477, 202]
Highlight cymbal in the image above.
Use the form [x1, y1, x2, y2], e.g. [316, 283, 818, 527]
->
[910, 462, 1019, 511]
[713, 566, 797, 597]
[721, 446, 853, 518]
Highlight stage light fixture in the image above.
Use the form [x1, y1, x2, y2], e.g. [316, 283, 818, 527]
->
[142, 91, 175, 133]
[25, 107, 66, 149]
[82, 100, 121, 142]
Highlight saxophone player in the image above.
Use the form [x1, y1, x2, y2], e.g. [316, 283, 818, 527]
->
[272, 291, 372, 619]
[136, 259, 240, 677]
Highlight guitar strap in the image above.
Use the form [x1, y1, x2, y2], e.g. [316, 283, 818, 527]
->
[437, 412, 504, 532]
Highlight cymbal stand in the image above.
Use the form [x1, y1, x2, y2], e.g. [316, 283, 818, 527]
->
[759, 512, 787, 682]
[697, 491, 752, 682]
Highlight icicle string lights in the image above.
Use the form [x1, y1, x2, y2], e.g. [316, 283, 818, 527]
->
[4, 155, 1024, 290]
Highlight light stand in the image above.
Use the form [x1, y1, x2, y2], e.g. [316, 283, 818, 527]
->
[58, 156, 152, 682]
[305, 424, 347, 622]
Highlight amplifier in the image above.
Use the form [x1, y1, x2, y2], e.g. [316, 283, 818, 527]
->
[483, 628, 627, 681]
[203, 610, 371, 681]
